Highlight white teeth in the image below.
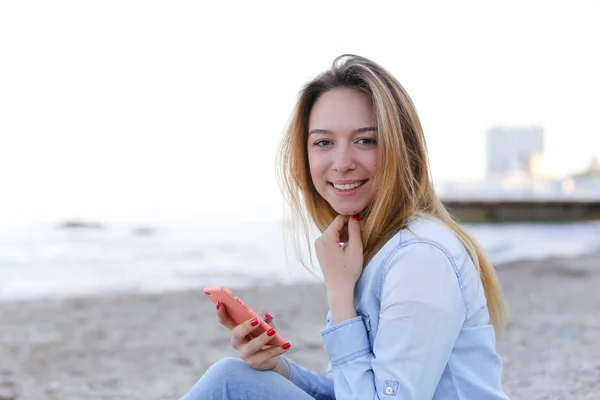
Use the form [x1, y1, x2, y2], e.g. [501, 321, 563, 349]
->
[332, 181, 364, 190]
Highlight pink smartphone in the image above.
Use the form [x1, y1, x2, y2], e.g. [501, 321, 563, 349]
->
[203, 286, 287, 347]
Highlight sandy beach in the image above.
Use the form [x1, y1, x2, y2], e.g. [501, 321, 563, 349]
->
[1, 251, 599, 400]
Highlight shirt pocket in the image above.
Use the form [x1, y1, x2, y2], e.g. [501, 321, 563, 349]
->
[356, 308, 374, 347]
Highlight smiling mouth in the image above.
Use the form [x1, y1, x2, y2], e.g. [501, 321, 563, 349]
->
[329, 180, 367, 191]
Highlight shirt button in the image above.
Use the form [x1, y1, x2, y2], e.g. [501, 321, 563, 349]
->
[385, 387, 393, 395]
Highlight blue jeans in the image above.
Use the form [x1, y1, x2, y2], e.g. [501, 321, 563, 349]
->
[180, 357, 315, 400]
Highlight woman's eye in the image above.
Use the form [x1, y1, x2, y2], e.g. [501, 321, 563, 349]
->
[314, 140, 332, 147]
[357, 138, 377, 146]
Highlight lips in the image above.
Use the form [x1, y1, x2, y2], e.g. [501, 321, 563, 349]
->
[333, 181, 363, 191]
[329, 179, 368, 192]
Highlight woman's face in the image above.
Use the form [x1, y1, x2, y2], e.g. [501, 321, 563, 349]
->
[307, 88, 378, 216]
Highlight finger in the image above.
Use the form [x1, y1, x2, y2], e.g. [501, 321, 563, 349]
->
[321, 215, 349, 243]
[245, 343, 291, 367]
[215, 302, 237, 330]
[347, 214, 363, 255]
[239, 327, 283, 360]
[256, 308, 276, 328]
[231, 317, 261, 348]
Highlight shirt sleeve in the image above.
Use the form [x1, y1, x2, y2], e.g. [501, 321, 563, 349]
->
[283, 357, 335, 400]
[321, 242, 467, 399]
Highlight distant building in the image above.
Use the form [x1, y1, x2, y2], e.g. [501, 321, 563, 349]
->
[486, 125, 544, 178]
[587, 154, 600, 174]
[439, 129, 599, 201]
[571, 154, 600, 179]
[565, 154, 600, 197]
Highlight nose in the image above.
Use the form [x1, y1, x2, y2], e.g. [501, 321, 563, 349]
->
[332, 145, 355, 172]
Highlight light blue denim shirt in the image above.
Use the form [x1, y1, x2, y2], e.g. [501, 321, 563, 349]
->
[284, 215, 510, 399]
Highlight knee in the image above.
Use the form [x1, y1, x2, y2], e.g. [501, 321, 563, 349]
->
[180, 358, 256, 400]
[206, 357, 252, 379]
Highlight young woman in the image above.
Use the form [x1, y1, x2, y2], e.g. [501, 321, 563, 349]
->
[181, 55, 510, 399]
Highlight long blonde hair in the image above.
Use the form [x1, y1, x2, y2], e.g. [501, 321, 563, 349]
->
[276, 54, 506, 334]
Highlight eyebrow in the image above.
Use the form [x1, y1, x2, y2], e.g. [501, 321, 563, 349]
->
[308, 126, 378, 135]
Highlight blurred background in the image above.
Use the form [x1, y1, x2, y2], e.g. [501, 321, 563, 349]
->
[1, 0, 599, 300]
[1, 2, 600, 399]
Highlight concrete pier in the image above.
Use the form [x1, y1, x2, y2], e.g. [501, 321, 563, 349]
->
[442, 199, 600, 223]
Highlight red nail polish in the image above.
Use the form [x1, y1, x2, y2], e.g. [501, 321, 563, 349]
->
[263, 313, 273, 320]
[250, 318, 259, 327]
[216, 302, 221, 311]
[351, 214, 360, 222]
[282, 343, 291, 350]
[267, 328, 276, 336]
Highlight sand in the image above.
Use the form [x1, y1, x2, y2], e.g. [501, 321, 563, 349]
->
[1, 252, 599, 400]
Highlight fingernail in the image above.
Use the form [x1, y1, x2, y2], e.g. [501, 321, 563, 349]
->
[250, 318, 259, 327]
[216, 302, 221, 311]
[351, 214, 360, 222]
[282, 343, 291, 350]
[267, 328, 276, 336]
[262, 313, 273, 320]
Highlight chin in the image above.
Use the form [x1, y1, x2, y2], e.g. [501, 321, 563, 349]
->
[331, 203, 366, 216]
[334, 210, 354, 216]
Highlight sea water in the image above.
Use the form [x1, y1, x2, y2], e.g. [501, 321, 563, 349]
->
[1, 220, 599, 301]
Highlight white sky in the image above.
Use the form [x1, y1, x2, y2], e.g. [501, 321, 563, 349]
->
[1, 0, 599, 225]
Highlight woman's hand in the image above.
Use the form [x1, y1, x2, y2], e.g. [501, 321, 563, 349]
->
[315, 214, 364, 323]
[215, 305, 291, 377]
